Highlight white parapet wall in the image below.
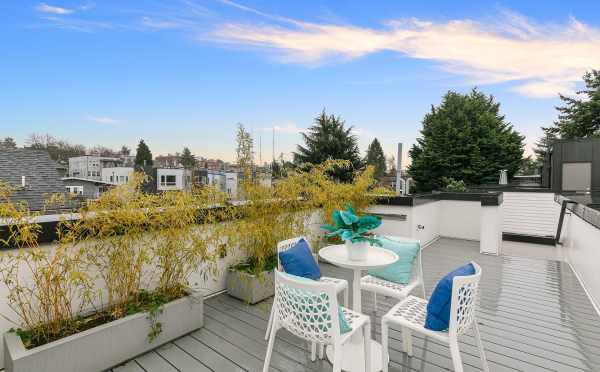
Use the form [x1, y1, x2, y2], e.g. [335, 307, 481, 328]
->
[558, 198, 600, 313]
[371, 193, 503, 254]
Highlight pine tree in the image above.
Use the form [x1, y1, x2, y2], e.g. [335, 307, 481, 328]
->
[294, 109, 362, 181]
[549, 70, 600, 139]
[181, 147, 196, 169]
[533, 127, 557, 163]
[408, 89, 524, 192]
[364, 138, 386, 180]
[135, 139, 153, 167]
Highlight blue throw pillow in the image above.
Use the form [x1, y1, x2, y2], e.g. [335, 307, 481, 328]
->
[280, 273, 351, 334]
[368, 237, 420, 284]
[279, 239, 321, 280]
[425, 263, 475, 331]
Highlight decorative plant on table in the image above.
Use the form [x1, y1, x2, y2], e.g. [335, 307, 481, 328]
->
[321, 204, 382, 260]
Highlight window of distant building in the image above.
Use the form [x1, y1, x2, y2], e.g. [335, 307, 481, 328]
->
[160, 175, 177, 186]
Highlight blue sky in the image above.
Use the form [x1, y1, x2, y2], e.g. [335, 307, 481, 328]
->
[2, 1, 600, 164]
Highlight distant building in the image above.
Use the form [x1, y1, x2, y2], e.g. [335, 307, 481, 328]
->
[101, 167, 134, 185]
[156, 168, 192, 191]
[202, 159, 225, 171]
[542, 138, 600, 192]
[62, 177, 114, 199]
[155, 154, 182, 168]
[68, 156, 122, 180]
[225, 171, 238, 198]
[0, 149, 67, 211]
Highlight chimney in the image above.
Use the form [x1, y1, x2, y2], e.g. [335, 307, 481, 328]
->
[395, 143, 402, 195]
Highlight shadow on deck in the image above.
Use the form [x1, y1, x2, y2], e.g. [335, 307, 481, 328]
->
[110, 238, 600, 372]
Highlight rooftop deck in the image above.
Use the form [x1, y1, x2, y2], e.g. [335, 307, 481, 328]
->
[110, 238, 600, 372]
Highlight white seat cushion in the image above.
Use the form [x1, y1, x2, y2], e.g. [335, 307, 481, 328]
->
[360, 275, 417, 300]
[382, 295, 449, 342]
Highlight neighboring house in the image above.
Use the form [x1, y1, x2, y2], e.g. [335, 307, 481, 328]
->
[101, 167, 134, 185]
[62, 177, 114, 199]
[0, 149, 67, 211]
[225, 171, 238, 198]
[542, 138, 600, 192]
[156, 168, 192, 191]
[155, 154, 182, 168]
[68, 156, 122, 180]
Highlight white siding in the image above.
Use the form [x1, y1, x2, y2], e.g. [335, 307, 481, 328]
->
[502, 192, 560, 237]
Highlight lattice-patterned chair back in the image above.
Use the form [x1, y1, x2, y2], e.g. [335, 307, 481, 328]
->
[276, 236, 307, 271]
[449, 261, 482, 337]
[273, 270, 340, 344]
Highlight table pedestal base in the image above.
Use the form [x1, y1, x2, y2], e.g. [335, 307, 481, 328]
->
[326, 337, 388, 372]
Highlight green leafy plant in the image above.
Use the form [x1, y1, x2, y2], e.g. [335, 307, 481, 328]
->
[442, 177, 468, 192]
[321, 204, 382, 246]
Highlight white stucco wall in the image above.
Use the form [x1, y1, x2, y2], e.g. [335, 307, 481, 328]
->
[561, 210, 600, 313]
[439, 200, 481, 241]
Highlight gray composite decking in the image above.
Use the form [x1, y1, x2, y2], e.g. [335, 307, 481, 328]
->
[109, 238, 600, 372]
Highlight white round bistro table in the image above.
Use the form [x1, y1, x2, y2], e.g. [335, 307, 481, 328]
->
[319, 243, 398, 372]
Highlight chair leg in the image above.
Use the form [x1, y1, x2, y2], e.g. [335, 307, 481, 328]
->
[332, 342, 343, 372]
[421, 281, 427, 299]
[363, 321, 371, 372]
[310, 341, 317, 362]
[263, 324, 278, 372]
[449, 339, 464, 372]
[373, 292, 378, 314]
[402, 326, 413, 357]
[473, 322, 490, 372]
[318, 343, 324, 359]
[381, 320, 389, 372]
[265, 305, 274, 340]
[343, 287, 349, 308]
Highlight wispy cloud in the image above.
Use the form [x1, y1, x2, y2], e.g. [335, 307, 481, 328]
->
[35, 3, 74, 15]
[210, 4, 600, 98]
[86, 115, 120, 125]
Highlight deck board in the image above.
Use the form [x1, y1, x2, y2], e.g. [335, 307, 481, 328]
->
[110, 237, 600, 372]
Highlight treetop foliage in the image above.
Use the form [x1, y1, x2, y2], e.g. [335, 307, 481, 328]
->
[408, 89, 524, 192]
[294, 109, 362, 182]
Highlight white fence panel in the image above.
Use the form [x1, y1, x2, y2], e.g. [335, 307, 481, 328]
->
[502, 192, 560, 237]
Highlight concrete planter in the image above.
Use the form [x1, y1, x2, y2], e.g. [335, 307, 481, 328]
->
[226, 269, 274, 304]
[4, 291, 203, 372]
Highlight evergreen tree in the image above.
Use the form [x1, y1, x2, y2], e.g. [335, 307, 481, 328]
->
[549, 70, 600, 139]
[120, 145, 131, 155]
[135, 139, 153, 167]
[408, 89, 524, 192]
[533, 126, 557, 163]
[364, 138, 386, 180]
[181, 147, 196, 169]
[0, 137, 17, 149]
[294, 109, 362, 181]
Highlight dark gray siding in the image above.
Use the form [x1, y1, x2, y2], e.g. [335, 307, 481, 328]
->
[0, 149, 66, 211]
[549, 139, 600, 192]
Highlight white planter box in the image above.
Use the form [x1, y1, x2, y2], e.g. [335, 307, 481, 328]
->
[226, 269, 274, 304]
[4, 291, 203, 372]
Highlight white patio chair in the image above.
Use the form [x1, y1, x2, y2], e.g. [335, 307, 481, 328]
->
[381, 261, 489, 372]
[263, 271, 371, 372]
[265, 236, 349, 340]
[360, 236, 426, 314]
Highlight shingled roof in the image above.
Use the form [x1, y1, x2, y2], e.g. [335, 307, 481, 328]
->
[0, 148, 66, 211]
